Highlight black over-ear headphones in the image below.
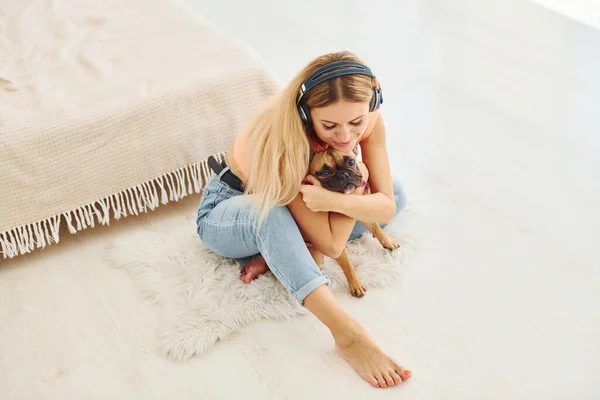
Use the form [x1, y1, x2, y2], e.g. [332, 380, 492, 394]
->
[297, 60, 383, 125]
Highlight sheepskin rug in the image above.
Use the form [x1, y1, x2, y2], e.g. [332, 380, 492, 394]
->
[106, 218, 414, 360]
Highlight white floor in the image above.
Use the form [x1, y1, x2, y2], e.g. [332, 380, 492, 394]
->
[1, 0, 599, 398]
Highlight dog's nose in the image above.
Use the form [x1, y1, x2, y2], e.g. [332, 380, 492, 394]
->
[337, 170, 350, 180]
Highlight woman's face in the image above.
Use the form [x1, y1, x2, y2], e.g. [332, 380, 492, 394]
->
[310, 100, 371, 152]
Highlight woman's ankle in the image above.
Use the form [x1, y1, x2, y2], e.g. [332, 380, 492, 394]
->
[302, 285, 366, 346]
[331, 319, 365, 347]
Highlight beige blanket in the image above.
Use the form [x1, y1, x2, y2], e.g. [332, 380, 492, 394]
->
[0, 0, 280, 259]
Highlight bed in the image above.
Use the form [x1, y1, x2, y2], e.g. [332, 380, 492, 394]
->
[0, 0, 280, 258]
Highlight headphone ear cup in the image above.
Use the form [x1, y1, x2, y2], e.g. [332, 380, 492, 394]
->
[369, 93, 375, 112]
[299, 104, 311, 125]
[370, 88, 382, 112]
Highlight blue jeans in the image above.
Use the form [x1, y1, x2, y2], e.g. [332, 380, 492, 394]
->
[196, 173, 406, 304]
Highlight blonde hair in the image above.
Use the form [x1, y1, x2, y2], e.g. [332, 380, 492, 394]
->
[244, 51, 380, 224]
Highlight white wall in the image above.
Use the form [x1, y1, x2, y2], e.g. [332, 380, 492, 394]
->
[531, 0, 600, 30]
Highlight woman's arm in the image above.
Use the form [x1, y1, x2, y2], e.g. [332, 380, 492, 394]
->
[287, 184, 366, 259]
[299, 113, 396, 224]
[331, 113, 396, 224]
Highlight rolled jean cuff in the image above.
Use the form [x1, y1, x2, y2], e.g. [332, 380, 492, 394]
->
[294, 275, 330, 304]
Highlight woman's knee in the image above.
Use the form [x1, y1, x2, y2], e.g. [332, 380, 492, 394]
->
[257, 204, 297, 233]
[392, 179, 407, 215]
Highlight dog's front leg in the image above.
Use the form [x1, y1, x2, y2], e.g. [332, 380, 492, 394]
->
[363, 222, 400, 250]
[336, 247, 366, 297]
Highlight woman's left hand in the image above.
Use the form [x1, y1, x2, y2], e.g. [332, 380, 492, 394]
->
[299, 175, 338, 213]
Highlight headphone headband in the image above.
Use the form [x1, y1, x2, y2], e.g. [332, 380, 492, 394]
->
[296, 60, 383, 126]
[297, 61, 377, 103]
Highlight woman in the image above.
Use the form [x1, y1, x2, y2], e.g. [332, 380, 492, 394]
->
[196, 51, 411, 388]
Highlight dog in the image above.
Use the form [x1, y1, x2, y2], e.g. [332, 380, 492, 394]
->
[305, 146, 400, 297]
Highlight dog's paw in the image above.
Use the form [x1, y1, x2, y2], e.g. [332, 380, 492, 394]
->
[380, 237, 400, 251]
[349, 279, 367, 298]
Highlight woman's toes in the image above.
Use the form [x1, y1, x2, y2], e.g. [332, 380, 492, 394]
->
[376, 375, 388, 388]
[395, 366, 412, 381]
[383, 372, 395, 387]
[391, 371, 403, 384]
[367, 376, 379, 388]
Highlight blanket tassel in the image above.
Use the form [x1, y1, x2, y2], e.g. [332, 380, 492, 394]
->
[0, 155, 219, 260]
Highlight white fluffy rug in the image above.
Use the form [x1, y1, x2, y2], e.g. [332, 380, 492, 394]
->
[106, 218, 414, 361]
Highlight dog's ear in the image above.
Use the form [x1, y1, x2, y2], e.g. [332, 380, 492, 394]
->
[352, 145, 359, 157]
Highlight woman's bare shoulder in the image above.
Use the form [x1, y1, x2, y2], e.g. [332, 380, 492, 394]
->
[229, 121, 256, 181]
[359, 110, 383, 144]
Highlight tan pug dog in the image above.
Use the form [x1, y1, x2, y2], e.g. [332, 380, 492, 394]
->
[306, 147, 400, 297]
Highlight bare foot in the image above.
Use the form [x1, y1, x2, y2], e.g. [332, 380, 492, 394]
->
[335, 328, 412, 388]
[240, 255, 270, 284]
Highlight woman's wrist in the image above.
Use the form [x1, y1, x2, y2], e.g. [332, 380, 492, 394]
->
[331, 186, 364, 215]
[327, 191, 344, 214]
